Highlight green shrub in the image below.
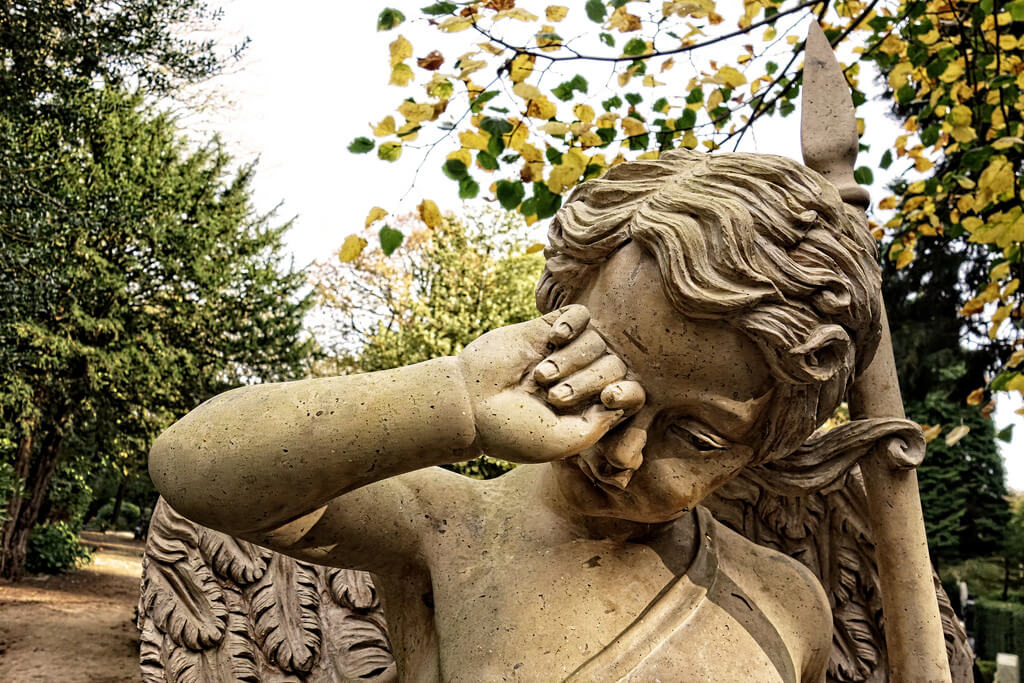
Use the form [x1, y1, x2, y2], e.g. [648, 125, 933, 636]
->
[977, 660, 996, 683]
[25, 522, 93, 574]
[94, 500, 141, 528]
[974, 599, 1024, 663]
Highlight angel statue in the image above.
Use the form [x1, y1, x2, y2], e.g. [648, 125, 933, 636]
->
[139, 24, 972, 683]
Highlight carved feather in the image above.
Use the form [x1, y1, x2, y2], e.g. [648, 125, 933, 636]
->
[198, 526, 270, 585]
[336, 612, 395, 680]
[328, 567, 379, 610]
[139, 541, 228, 650]
[247, 553, 323, 674]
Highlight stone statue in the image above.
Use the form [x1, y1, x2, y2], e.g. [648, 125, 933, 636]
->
[140, 24, 972, 683]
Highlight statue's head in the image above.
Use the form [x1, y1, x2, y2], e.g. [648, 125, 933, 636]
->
[538, 149, 882, 522]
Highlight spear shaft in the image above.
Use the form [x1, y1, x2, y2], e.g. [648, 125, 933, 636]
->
[801, 21, 951, 681]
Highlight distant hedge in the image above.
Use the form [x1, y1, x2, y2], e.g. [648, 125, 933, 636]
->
[974, 599, 1024, 663]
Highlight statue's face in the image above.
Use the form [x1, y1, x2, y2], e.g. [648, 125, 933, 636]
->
[551, 242, 774, 524]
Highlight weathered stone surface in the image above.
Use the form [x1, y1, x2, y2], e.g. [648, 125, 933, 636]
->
[141, 22, 969, 683]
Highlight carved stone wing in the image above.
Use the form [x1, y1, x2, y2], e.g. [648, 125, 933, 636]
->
[138, 497, 397, 682]
[705, 422, 974, 683]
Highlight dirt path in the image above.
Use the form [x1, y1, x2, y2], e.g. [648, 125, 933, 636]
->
[0, 532, 144, 682]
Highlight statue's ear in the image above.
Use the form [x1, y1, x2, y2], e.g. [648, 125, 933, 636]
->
[788, 324, 855, 385]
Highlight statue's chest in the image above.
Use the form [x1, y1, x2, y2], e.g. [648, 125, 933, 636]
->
[429, 538, 680, 681]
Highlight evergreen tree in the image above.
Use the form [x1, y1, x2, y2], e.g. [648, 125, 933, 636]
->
[0, 87, 312, 578]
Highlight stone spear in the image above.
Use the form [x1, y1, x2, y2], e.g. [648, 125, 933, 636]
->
[800, 21, 952, 682]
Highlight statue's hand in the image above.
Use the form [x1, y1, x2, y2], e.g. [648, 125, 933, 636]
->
[458, 304, 645, 463]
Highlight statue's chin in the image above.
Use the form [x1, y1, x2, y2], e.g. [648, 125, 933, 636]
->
[550, 458, 694, 526]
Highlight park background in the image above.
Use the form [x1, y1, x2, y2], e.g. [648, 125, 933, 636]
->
[2, 0, 1024, 680]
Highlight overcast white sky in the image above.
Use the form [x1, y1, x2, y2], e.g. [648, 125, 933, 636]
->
[184, 0, 1022, 486]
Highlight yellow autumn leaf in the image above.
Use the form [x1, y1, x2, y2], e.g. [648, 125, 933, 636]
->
[643, 75, 665, 87]
[706, 88, 724, 111]
[399, 101, 436, 124]
[373, 116, 396, 137]
[977, 156, 1014, 208]
[920, 29, 939, 45]
[526, 242, 546, 254]
[519, 143, 544, 163]
[339, 235, 368, 262]
[896, 246, 916, 269]
[889, 63, 913, 90]
[1008, 348, 1024, 368]
[578, 131, 603, 147]
[637, 150, 660, 160]
[418, 199, 443, 228]
[967, 388, 985, 406]
[879, 34, 906, 55]
[364, 207, 387, 228]
[621, 117, 646, 137]
[574, 104, 595, 124]
[543, 121, 570, 136]
[513, 82, 542, 100]
[389, 35, 412, 67]
[922, 425, 942, 443]
[377, 141, 402, 162]
[609, 6, 642, 31]
[526, 95, 557, 119]
[390, 63, 414, 86]
[681, 131, 698, 148]
[509, 53, 535, 83]
[548, 148, 587, 193]
[940, 60, 964, 83]
[879, 196, 899, 210]
[713, 65, 746, 88]
[991, 261, 1011, 281]
[459, 59, 487, 80]
[447, 148, 472, 169]
[993, 137, 1023, 150]
[439, 16, 472, 32]
[951, 126, 976, 143]
[763, 26, 776, 40]
[1009, 374, 1024, 393]
[459, 129, 490, 151]
[545, 5, 568, 22]
[494, 8, 538, 22]
[661, 57, 675, 72]
[944, 424, 970, 447]
[949, 105, 972, 126]
[478, 42, 504, 55]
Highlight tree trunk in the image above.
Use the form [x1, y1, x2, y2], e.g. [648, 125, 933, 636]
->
[0, 422, 66, 580]
[1004, 555, 1011, 602]
[110, 477, 127, 529]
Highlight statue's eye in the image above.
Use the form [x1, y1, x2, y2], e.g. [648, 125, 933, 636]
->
[669, 422, 728, 452]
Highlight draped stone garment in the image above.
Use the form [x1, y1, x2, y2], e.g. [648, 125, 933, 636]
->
[565, 506, 822, 683]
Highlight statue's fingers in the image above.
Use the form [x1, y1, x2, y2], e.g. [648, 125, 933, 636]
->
[600, 380, 645, 416]
[547, 304, 591, 346]
[534, 330, 606, 385]
[547, 355, 628, 409]
[549, 404, 626, 460]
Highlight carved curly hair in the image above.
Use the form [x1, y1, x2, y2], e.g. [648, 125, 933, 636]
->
[536, 149, 882, 463]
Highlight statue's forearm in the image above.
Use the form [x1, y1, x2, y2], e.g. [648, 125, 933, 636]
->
[148, 356, 478, 535]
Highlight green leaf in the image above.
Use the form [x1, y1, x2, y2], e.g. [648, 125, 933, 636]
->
[421, 2, 456, 15]
[1010, 0, 1024, 20]
[880, 149, 893, 170]
[378, 225, 404, 255]
[686, 88, 703, 104]
[854, 166, 874, 185]
[496, 179, 525, 210]
[377, 8, 406, 30]
[602, 95, 622, 111]
[997, 425, 1015, 443]
[348, 137, 375, 154]
[677, 109, 696, 129]
[599, 32, 615, 47]
[458, 176, 480, 200]
[470, 90, 500, 113]
[586, 0, 607, 23]
[570, 74, 588, 93]
[779, 99, 795, 117]
[623, 38, 647, 56]
[545, 147, 563, 164]
[477, 151, 498, 171]
[653, 97, 669, 114]
[765, 61, 778, 75]
[443, 159, 468, 180]
[625, 93, 642, 106]
[378, 142, 402, 162]
[532, 183, 562, 220]
[487, 133, 505, 158]
[481, 117, 514, 136]
[596, 127, 616, 145]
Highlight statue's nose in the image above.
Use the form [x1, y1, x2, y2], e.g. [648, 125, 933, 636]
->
[604, 426, 646, 471]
